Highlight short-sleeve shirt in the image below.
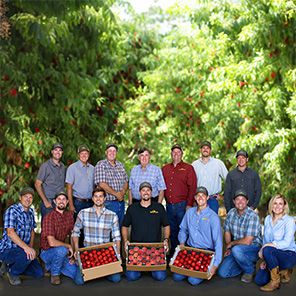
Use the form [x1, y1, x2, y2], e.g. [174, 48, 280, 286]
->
[40, 210, 74, 250]
[122, 202, 169, 242]
[0, 203, 36, 253]
[224, 207, 262, 246]
[94, 159, 128, 201]
[36, 158, 66, 200]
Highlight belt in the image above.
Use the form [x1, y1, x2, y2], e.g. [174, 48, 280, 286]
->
[74, 197, 92, 202]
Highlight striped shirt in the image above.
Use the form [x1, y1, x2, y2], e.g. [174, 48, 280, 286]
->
[129, 164, 166, 200]
[94, 159, 128, 201]
[224, 207, 262, 246]
[72, 206, 120, 246]
[0, 203, 36, 253]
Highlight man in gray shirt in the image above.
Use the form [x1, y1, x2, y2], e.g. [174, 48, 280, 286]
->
[35, 143, 66, 218]
[192, 141, 228, 214]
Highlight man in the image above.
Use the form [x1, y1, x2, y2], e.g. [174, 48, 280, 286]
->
[122, 182, 170, 281]
[192, 141, 228, 214]
[224, 149, 262, 212]
[35, 143, 66, 218]
[0, 187, 43, 285]
[40, 192, 83, 285]
[161, 144, 197, 257]
[173, 186, 223, 285]
[129, 147, 166, 204]
[66, 144, 94, 216]
[72, 187, 121, 283]
[94, 143, 128, 226]
[217, 190, 262, 283]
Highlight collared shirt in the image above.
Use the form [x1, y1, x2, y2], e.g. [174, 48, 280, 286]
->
[192, 157, 228, 195]
[224, 166, 262, 212]
[94, 159, 128, 201]
[129, 163, 166, 200]
[224, 207, 262, 247]
[0, 203, 36, 253]
[72, 206, 120, 246]
[263, 214, 296, 252]
[40, 209, 74, 250]
[65, 160, 94, 199]
[178, 206, 223, 267]
[162, 161, 197, 206]
[36, 158, 66, 200]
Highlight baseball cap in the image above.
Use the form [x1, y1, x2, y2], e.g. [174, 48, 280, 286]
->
[20, 187, 34, 196]
[236, 149, 248, 158]
[233, 190, 248, 200]
[52, 143, 63, 150]
[54, 191, 68, 199]
[200, 141, 212, 149]
[139, 182, 152, 191]
[77, 144, 90, 153]
[171, 144, 183, 152]
[105, 143, 118, 151]
[196, 186, 209, 196]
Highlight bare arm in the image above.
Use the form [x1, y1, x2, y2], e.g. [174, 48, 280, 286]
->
[128, 190, 133, 205]
[163, 225, 170, 252]
[66, 183, 75, 212]
[47, 235, 73, 257]
[35, 179, 52, 208]
[158, 190, 164, 203]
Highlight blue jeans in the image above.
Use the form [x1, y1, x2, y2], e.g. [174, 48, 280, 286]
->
[208, 195, 219, 214]
[105, 200, 125, 227]
[218, 244, 260, 277]
[106, 273, 121, 283]
[73, 199, 93, 220]
[125, 270, 167, 281]
[255, 247, 296, 286]
[0, 247, 43, 278]
[41, 200, 55, 219]
[40, 246, 83, 285]
[173, 272, 203, 285]
[166, 200, 186, 256]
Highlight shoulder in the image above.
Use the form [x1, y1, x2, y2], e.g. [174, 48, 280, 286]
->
[191, 159, 200, 166]
[95, 159, 107, 168]
[162, 163, 171, 171]
[67, 161, 79, 170]
[130, 165, 140, 173]
[104, 208, 118, 217]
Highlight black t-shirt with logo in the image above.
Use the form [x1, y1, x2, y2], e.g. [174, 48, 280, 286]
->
[122, 202, 169, 242]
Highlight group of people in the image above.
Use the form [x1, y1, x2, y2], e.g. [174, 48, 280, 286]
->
[0, 141, 295, 291]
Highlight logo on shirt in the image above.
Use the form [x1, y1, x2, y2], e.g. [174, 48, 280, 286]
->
[150, 210, 159, 214]
[202, 217, 209, 221]
[179, 168, 186, 171]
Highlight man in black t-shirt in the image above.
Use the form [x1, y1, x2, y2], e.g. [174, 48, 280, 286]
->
[122, 182, 170, 281]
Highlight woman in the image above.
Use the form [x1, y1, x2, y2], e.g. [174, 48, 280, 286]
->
[255, 194, 296, 291]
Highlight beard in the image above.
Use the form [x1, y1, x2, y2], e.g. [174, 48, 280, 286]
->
[142, 195, 151, 201]
[56, 204, 66, 210]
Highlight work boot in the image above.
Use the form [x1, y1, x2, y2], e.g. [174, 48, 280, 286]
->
[0, 262, 7, 277]
[260, 267, 280, 292]
[51, 275, 61, 285]
[280, 269, 293, 283]
[7, 273, 21, 286]
[241, 273, 254, 283]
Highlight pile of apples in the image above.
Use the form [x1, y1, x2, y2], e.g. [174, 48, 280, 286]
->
[127, 246, 166, 266]
[172, 249, 213, 272]
[79, 246, 118, 269]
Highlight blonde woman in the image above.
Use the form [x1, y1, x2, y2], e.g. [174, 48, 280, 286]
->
[255, 194, 296, 291]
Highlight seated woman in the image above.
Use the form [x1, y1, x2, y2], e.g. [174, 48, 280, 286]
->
[255, 194, 296, 292]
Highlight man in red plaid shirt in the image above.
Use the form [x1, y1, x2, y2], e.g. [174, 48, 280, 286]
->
[40, 192, 83, 285]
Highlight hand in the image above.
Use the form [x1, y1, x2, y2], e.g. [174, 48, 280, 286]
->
[164, 239, 169, 252]
[260, 261, 266, 269]
[225, 242, 232, 250]
[74, 251, 79, 260]
[224, 249, 231, 257]
[116, 191, 124, 201]
[179, 243, 185, 248]
[208, 265, 218, 279]
[124, 240, 130, 255]
[44, 201, 53, 209]
[67, 245, 74, 258]
[258, 248, 263, 259]
[24, 246, 36, 260]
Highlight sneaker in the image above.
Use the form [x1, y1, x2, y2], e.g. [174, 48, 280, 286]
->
[51, 275, 61, 285]
[0, 262, 7, 277]
[241, 273, 253, 283]
[7, 273, 21, 286]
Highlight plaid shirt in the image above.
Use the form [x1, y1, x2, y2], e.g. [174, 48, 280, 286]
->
[0, 203, 36, 253]
[224, 207, 262, 246]
[129, 164, 166, 200]
[72, 206, 120, 246]
[40, 209, 74, 250]
[94, 159, 128, 201]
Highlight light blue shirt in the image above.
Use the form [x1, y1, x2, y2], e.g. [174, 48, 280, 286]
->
[178, 206, 223, 267]
[65, 160, 94, 199]
[263, 214, 296, 252]
[129, 164, 166, 200]
[192, 157, 228, 195]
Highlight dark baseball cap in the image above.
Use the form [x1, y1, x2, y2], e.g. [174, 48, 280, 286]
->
[236, 149, 248, 158]
[171, 144, 183, 152]
[233, 190, 248, 200]
[52, 143, 63, 150]
[139, 182, 152, 191]
[20, 187, 34, 196]
[196, 186, 208, 196]
[77, 144, 90, 153]
[105, 143, 118, 151]
[54, 191, 68, 199]
[200, 141, 212, 149]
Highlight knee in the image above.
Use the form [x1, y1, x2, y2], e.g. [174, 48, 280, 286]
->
[188, 277, 203, 286]
[262, 246, 276, 259]
[126, 271, 141, 281]
[172, 273, 185, 282]
[152, 271, 167, 281]
[108, 273, 121, 283]
[55, 246, 68, 258]
[231, 245, 244, 258]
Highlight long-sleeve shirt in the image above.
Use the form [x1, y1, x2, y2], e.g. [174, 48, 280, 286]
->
[162, 161, 197, 206]
[178, 206, 223, 267]
[263, 214, 296, 252]
[224, 167, 262, 212]
[72, 206, 120, 246]
[192, 157, 228, 195]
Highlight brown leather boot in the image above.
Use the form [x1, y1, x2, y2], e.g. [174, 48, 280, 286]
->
[280, 269, 292, 283]
[51, 275, 61, 285]
[260, 267, 280, 292]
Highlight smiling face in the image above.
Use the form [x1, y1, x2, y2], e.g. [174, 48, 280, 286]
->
[138, 150, 150, 167]
[19, 193, 33, 211]
[54, 195, 68, 211]
[92, 190, 105, 208]
[106, 147, 117, 163]
[233, 195, 248, 212]
[140, 187, 152, 201]
[51, 147, 63, 161]
[200, 145, 211, 158]
[195, 192, 209, 209]
[79, 150, 90, 164]
[271, 197, 285, 216]
[237, 155, 248, 168]
[171, 148, 183, 164]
